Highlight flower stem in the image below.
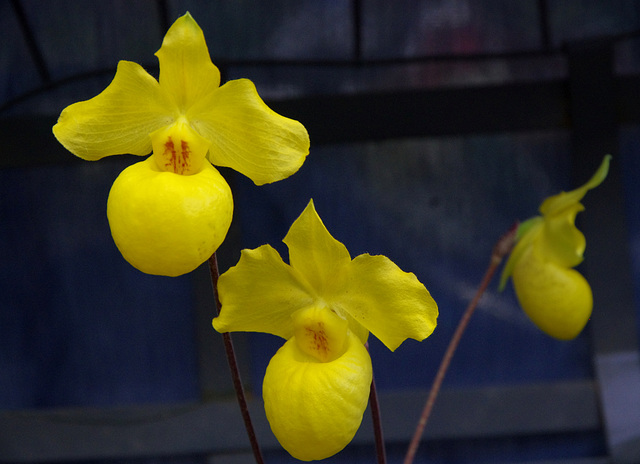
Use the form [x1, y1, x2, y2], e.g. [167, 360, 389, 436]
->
[403, 224, 518, 464]
[208, 253, 266, 464]
[366, 344, 387, 464]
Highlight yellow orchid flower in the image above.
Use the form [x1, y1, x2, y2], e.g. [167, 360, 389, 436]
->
[499, 155, 611, 340]
[213, 200, 438, 461]
[52, 13, 309, 277]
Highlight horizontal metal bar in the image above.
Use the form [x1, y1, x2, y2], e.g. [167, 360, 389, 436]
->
[270, 80, 570, 143]
[0, 380, 601, 462]
[1, 73, 639, 170]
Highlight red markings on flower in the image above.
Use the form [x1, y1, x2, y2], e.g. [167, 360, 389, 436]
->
[306, 322, 330, 360]
[162, 137, 191, 174]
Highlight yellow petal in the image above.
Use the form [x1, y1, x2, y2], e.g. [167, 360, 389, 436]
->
[53, 61, 173, 160]
[539, 202, 586, 267]
[535, 156, 611, 268]
[539, 155, 611, 217]
[188, 78, 310, 185]
[329, 254, 438, 351]
[212, 245, 315, 339]
[150, 118, 210, 174]
[263, 332, 372, 461]
[107, 156, 233, 277]
[283, 200, 351, 294]
[512, 241, 593, 340]
[154, 12, 220, 110]
[498, 217, 544, 291]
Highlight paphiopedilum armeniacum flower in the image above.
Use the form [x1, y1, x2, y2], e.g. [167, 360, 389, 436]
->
[52, 13, 309, 277]
[212, 200, 438, 461]
[499, 155, 611, 340]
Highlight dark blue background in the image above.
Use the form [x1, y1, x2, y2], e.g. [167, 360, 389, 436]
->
[1, 1, 639, 463]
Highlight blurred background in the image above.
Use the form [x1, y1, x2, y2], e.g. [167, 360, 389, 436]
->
[1, 0, 639, 463]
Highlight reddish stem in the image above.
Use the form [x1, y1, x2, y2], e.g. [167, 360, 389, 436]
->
[403, 224, 518, 464]
[208, 253, 266, 464]
[366, 343, 387, 464]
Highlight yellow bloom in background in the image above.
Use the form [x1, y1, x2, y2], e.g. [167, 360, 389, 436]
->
[53, 13, 309, 276]
[213, 200, 438, 461]
[499, 155, 611, 340]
